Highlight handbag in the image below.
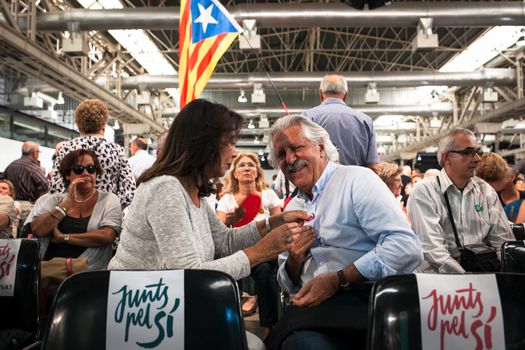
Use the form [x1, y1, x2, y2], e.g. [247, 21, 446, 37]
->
[40, 257, 88, 288]
[437, 177, 500, 272]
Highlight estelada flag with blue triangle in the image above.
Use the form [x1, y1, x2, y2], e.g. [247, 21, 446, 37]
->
[179, 0, 243, 108]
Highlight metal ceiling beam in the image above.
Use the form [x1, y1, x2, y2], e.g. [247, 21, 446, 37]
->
[32, 2, 525, 32]
[162, 103, 454, 118]
[383, 98, 525, 161]
[0, 23, 165, 132]
[102, 69, 515, 90]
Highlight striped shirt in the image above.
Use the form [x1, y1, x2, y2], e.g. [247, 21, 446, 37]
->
[3, 156, 48, 202]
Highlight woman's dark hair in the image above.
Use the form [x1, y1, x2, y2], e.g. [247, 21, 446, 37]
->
[138, 99, 243, 197]
[59, 149, 104, 187]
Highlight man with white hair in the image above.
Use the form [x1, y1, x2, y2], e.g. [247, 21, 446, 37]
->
[265, 115, 422, 350]
[304, 74, 379, 172]
[408, 128, 513, 273]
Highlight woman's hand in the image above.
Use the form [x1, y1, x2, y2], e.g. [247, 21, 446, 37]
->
[50, 227, 65, 243]
[269, 210, 313, 229]
[245, 222, 315, 267]
[224, 206, 246, 227]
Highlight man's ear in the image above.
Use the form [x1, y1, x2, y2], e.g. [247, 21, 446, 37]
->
[319, 90, 324, 102]
[319, 142, 326, 158]
[343, 91, 348, 101]
[442, 152, 449, 166]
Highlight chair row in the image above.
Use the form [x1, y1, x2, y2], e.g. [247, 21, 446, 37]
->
[2, 238, 525, 349]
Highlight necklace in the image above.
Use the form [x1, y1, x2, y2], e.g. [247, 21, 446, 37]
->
[74, 190, 97, 204]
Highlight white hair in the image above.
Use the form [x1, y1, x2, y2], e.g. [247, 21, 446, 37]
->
[437, 128, 477, 167]
[268, 115, 339, 168]
[320, 74, 348, 95]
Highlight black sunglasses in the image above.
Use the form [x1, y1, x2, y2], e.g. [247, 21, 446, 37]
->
[71, 164, 97, 175]
[448, 147, 483, 157]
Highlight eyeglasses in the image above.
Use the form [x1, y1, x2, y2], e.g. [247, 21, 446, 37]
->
[71, 164, 97, 175]
[448, 147, 483, 157]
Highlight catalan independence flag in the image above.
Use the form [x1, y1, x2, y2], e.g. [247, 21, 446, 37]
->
[179, 0, 242, 108]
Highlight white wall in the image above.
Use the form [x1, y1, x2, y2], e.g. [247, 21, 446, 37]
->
[0, 137, 55, 175]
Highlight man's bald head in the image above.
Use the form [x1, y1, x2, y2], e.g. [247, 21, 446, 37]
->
[22, 141, 40, 160]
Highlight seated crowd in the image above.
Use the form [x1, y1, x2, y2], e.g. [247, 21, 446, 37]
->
[1, 98, 524, 350]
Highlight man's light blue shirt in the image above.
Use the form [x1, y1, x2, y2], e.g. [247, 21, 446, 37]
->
[278, 161, 423, 293]
[304, 98, 379, 166]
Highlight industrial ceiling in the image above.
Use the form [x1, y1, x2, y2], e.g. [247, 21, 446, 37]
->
[1, 0, 525, 162]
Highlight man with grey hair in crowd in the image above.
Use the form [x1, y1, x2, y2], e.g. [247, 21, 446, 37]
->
[2, 141, 48, 230]
[304, 74, 379, 172]
[265, 115, 422, 350]
[408, 128, 513, 274]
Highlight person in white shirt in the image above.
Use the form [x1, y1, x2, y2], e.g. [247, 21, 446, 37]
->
[128, 137, 156, 179]
[407, 128, 513, 273]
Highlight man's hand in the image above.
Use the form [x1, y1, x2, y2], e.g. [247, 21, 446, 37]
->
[292, 272, 339, 307]
[289, 228, 316, 261]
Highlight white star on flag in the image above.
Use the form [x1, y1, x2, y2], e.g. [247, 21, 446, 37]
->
[194, 3, 218, 34]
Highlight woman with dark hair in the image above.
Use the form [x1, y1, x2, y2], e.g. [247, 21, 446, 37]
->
[48, 99, 135, 207]
[109, 99, 313, 284]
[30, 149, 122, 270]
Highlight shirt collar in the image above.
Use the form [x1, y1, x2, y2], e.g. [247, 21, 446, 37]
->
[321, 98, 346, 106]
[297, 161, 338, 202]
[438, 168, 475, 194]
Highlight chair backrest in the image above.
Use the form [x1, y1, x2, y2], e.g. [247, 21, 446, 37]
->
[511, 224, 525, 240]
[367, 273, 525, 350]
[501, 240, 525, 272]
[42, 269, 248, 350]
[0, 239, 40, 341]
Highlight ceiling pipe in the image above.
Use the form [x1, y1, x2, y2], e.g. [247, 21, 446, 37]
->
[99, 69, 515, 90]
[383, 97, 525, 161]
[31, 2, 525, 32]
[161, 103, 454, 118]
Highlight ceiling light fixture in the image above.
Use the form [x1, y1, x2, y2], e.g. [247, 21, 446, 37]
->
[56, 91, 65, 105]
[517, 29, 525, 47]
[238, 89, 248, 103]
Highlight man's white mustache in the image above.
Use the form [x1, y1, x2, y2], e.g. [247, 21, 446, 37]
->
[286, 160, 308, 172]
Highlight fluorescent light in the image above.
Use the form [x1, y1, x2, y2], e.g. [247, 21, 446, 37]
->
[440, 26, 525, 72]
[77, 0, 179, 103]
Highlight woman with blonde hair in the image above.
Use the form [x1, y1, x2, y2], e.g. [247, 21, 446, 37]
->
[377, 162, 404, 199]
[0, 179, 17, 238]
[217, 152, 282, 337]
[476, 153, 525, 223]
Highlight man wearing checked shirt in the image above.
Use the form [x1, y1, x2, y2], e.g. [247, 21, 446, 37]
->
[265, 115, 423, 350]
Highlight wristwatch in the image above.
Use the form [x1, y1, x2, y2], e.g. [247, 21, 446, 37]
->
[63, 234, 70, 242]
[337, 269, 351, 291]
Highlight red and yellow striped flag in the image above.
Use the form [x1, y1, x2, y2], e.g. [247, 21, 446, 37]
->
[179, 0, 242, 108]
